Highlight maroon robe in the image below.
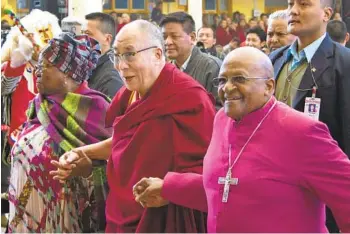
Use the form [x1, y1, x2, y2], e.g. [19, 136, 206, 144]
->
[104, 63, 216, 233]
[116, 23, 127, 34]
[216, 26, 232, 46]
[236, 26, 247, 43]
[230, 28, 239, 40]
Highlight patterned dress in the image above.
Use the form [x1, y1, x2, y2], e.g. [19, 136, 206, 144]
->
[8, 121, 96, 233]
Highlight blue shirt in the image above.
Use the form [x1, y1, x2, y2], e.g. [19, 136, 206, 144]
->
[287, 33, 326, 71]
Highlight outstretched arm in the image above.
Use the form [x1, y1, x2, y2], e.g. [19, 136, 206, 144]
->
[134, 172, 207, 212]
[78, 137, 113, 160]
[300, 123, 350, 232]
[162, 172, 207, 212]
[50, 137, 112, 182]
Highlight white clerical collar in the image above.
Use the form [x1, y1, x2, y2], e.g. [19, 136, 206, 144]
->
[234, 96, 277, 126]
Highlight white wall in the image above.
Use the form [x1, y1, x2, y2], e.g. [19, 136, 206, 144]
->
[188, 0, 202, 32]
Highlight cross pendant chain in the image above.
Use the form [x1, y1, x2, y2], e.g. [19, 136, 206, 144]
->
[218, 168, 238, 203]
[217, 100, 277, 203]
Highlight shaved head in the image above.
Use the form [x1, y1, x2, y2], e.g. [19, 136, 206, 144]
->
[223, 47, 274, 79]
[116, 20, 165, 57]
[321, 0, 334, 8]
[113, 20, 166, 97]
[218, 47, 275, 120]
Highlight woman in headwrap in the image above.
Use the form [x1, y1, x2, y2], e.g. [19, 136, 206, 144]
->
[8, 33, 112, 233]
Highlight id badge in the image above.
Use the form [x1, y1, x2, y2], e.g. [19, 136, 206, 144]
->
[304, 97, 321, 121]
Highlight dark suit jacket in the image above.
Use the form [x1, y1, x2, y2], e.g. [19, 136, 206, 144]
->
[184, 46, 222, 109]
[269, 35, 350, 157]
[89, 50, 123, 99]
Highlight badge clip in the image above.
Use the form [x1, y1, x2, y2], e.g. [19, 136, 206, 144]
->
[304, 86, 321, 121]
[311, 86, 317, 99]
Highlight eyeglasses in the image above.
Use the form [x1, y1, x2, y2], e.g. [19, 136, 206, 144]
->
[213, 76, 268, 87]
[34, 61, 54, 74]
[267, 32, 289, 38]
[113, 46, 158, 65]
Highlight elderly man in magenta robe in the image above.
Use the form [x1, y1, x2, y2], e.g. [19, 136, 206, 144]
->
[133, 47, 350, 233]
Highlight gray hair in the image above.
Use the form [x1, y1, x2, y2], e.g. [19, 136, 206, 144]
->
[268, 10, 288, 25]
[129, 20, 166, 59]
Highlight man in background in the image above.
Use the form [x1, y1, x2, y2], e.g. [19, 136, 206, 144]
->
[269, 0, 350, 231]
[222, 37, 240, 56]
[197, 26, 225, 59]
[160, 12, 222, 109]
[327, 20, 349, 46]
[85, 12, 123, 98]
[248, 17, 258, 28]
[260, 13, 269, 29]
[151, 1, 163, 24]
[266, 10, 296, 52]
[246, 26, 267, 50]
[117, 13, 130, 33]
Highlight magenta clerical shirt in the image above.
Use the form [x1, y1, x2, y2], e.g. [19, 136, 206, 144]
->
[162, 97, 350, 232]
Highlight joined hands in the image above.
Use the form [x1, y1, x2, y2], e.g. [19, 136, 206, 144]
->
[133, 177, 169, 208]
[49, 149, 92, 183]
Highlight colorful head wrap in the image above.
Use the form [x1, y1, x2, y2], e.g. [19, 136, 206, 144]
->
[41, 32, 101, 83]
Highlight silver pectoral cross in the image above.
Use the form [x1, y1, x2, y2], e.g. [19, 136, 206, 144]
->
[218, 168, 238, 203]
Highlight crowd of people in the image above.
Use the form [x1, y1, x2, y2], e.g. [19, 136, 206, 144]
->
[1, 0, 350, 233]
[105, 4, 349, 60]
[196, 9, 348, 59]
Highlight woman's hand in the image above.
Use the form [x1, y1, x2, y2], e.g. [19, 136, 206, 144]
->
[50, 149, 92, 183]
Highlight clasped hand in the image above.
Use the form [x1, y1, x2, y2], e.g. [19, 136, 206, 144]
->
[133, 177, 169, 208]
[49, 149, 92, 183]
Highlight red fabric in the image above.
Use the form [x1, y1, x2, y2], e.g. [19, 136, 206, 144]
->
[2, 61, 37, 145]
[236, 26, 247, 43]
[230, 29, 239, 40]
[3, 62, 26, 77]
[105, 63, 215, 233]
[116, 23, 127, 33]
[73, 81, 89, 93]
[216, 26, 232, 46]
